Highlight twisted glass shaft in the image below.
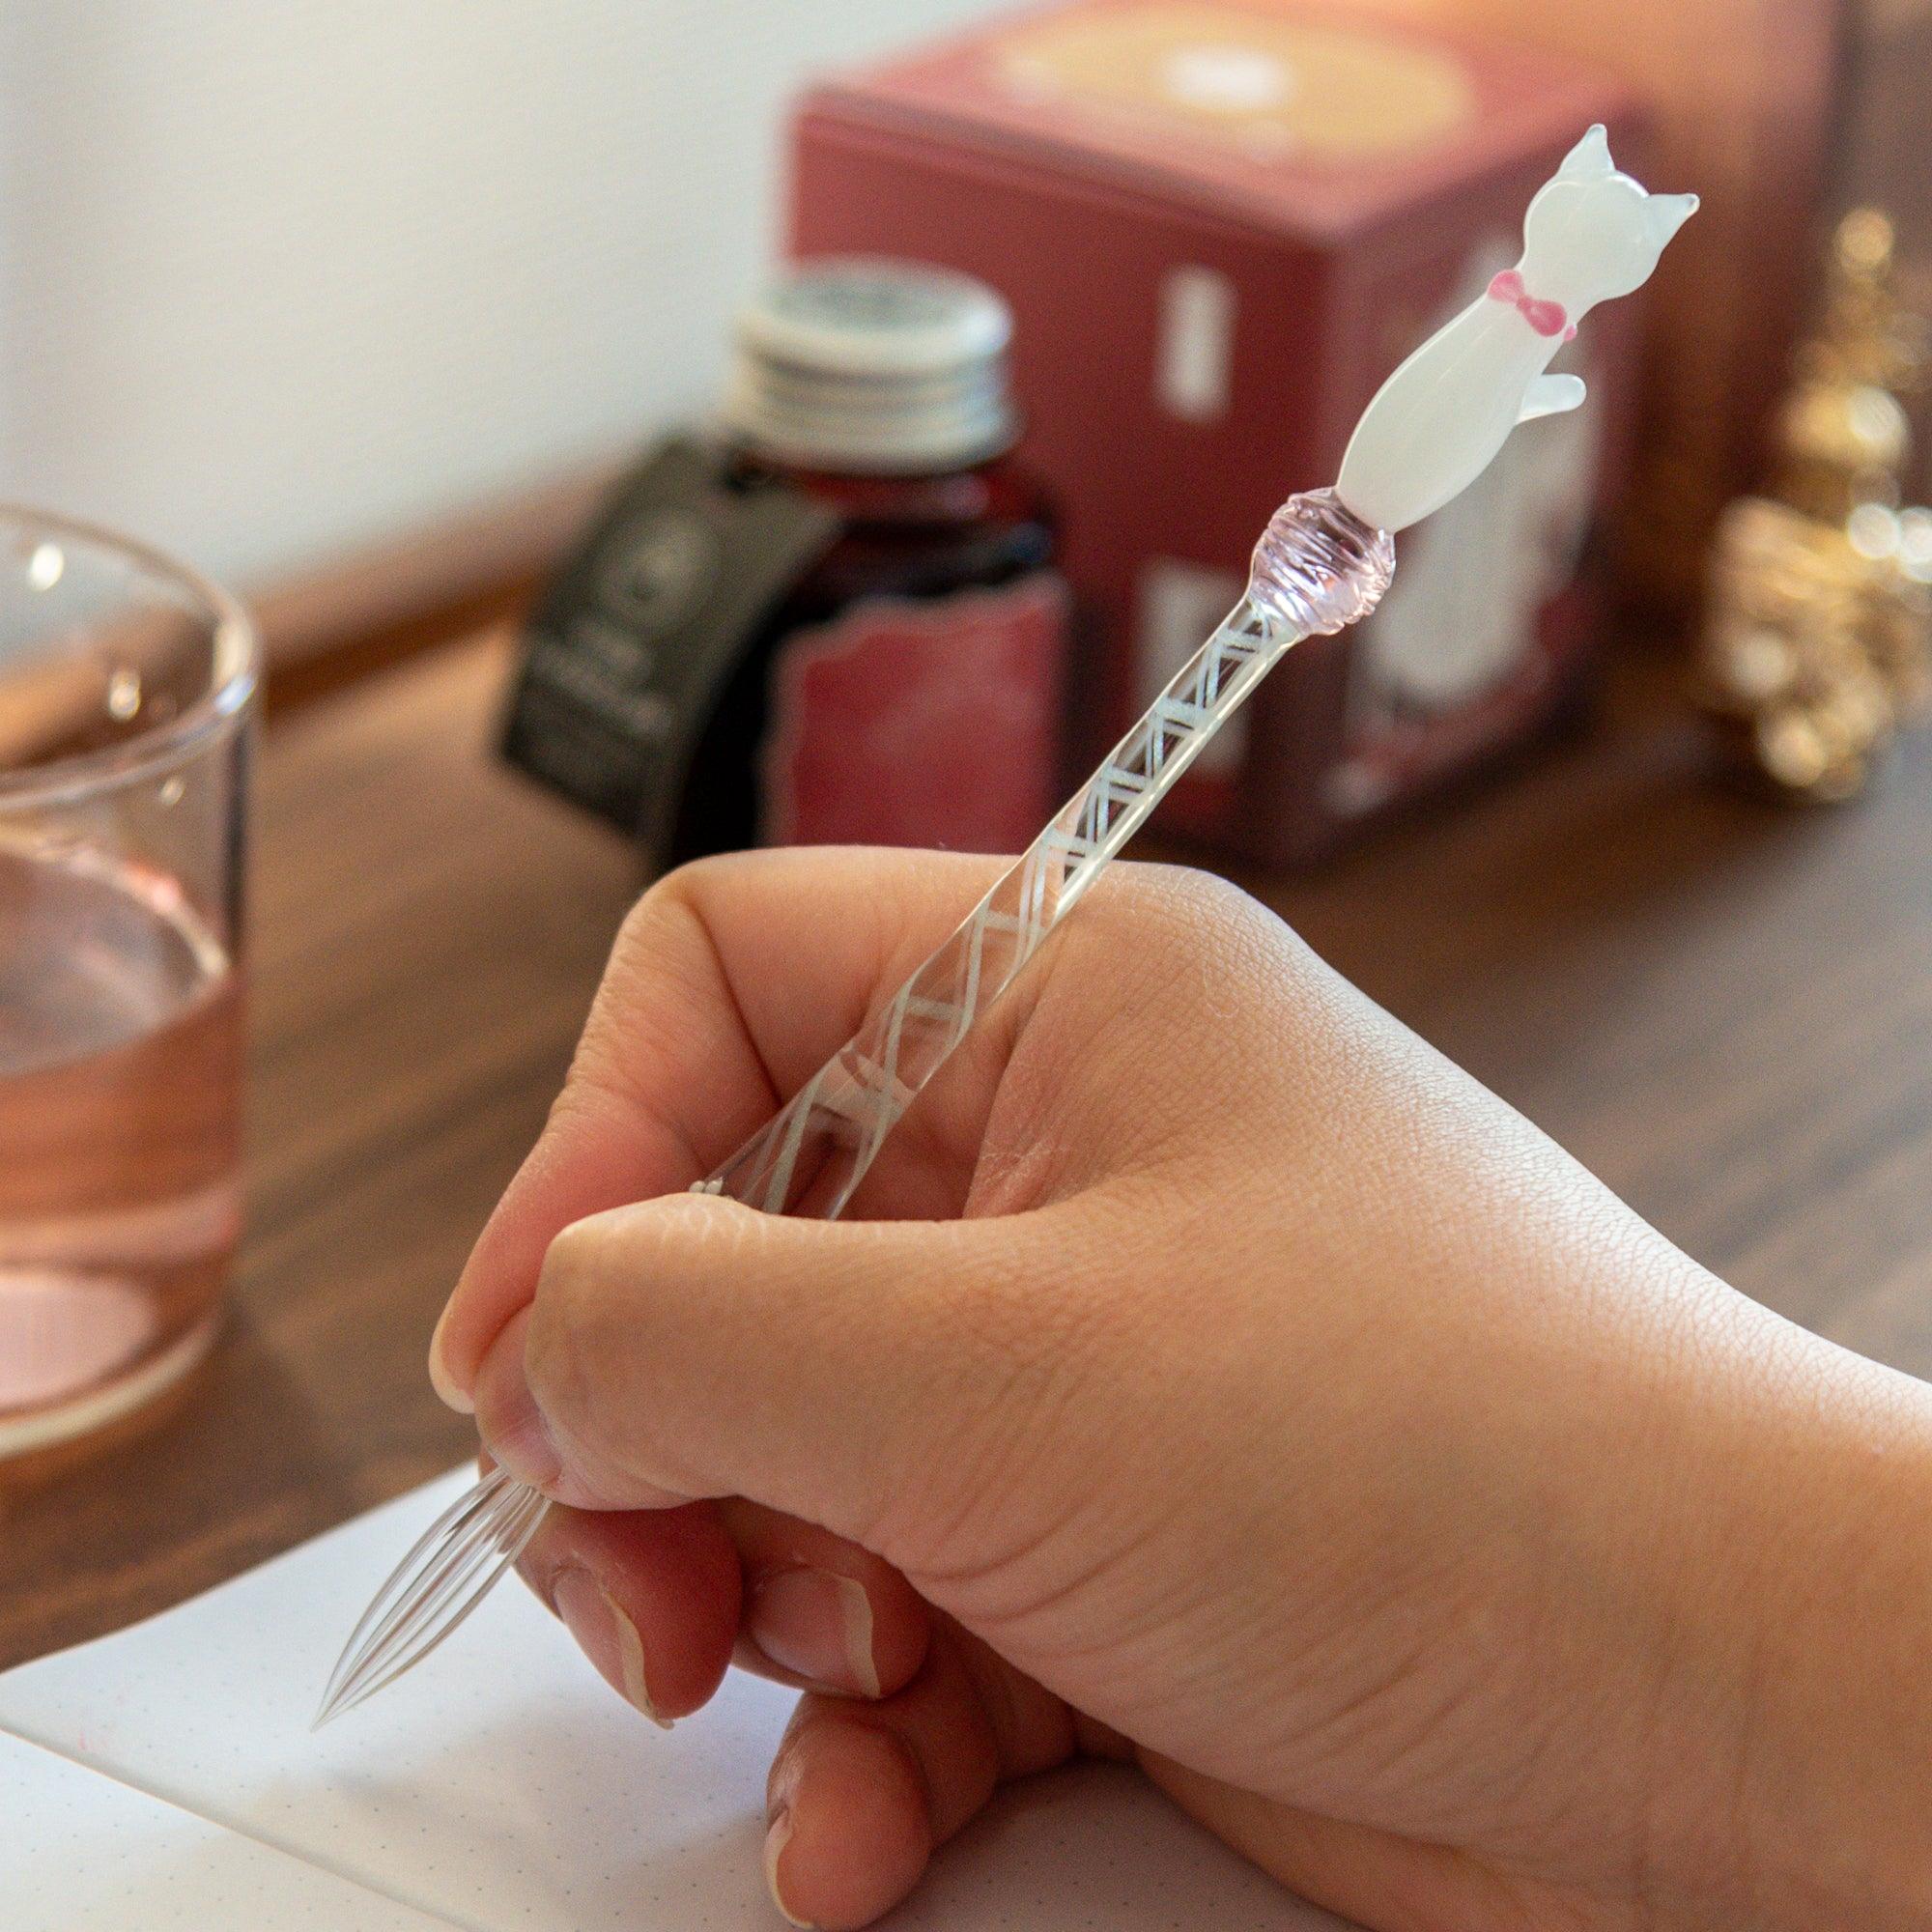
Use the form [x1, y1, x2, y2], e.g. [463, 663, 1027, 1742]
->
[317, 490, 1393, 1723]
[701, 489, 1395, 1216]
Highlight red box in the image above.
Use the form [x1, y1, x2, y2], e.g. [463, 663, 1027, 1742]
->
[788, 0, 1642, 862]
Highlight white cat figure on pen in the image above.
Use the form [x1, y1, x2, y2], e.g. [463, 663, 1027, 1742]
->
[1335, 125, 1696, 536]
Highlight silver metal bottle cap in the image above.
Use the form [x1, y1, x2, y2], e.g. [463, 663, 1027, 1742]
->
[724, 259, 1017, 474]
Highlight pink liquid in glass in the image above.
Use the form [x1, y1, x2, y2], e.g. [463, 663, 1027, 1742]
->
[0, 842, 242, 1454]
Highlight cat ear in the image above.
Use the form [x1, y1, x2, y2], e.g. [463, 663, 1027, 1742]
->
[1644, 192, 1699, 247]
[1558, 124, 1614, 181]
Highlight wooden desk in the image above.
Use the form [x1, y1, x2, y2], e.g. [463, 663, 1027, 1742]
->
[4, 634, 1928, 1668]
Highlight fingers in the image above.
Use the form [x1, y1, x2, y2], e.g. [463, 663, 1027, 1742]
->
[514, 1498, 741, 1725]
[476, 1186, 1082, 1558]
[431, 848, 1012, 1414]
[718, 1497, 930, 1702]
[518, 1490, 934, 1719]
[765, 1713, 926, 1929]
[764, 1624, 1079, 1931]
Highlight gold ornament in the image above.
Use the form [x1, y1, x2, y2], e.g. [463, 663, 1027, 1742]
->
[1699, 210, 1932, 800]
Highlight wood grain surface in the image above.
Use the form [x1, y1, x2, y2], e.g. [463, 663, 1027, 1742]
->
[3, 632, 1927, 1669]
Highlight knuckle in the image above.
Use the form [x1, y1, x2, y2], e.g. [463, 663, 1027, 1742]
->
[535, 1210, 609, 1303]
[603, 855, 749, 1009]
[557, 864, 751, 1124]
[1055, 861, 1295, 1036]
[1016, 862, 1326, 1179]
[526, 1213, 651, 1392]
[1122, 861, 1292, 960]
[622, 851, 735, 930]
[619, 847, 820, 952]
[525, 1224, 605, 1394]
[526, 1202, 726, 1494]
[526, 1222, 644, 1462]
[1120, 862, 1321, 1027]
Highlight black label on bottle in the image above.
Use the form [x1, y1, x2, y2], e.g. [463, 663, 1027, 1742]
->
[500, 439, 841, 863]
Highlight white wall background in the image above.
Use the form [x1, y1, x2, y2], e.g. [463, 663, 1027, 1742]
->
[0, 1, 999, 590]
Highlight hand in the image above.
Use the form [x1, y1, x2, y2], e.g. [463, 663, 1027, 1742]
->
[431, 849, 1932, 1931]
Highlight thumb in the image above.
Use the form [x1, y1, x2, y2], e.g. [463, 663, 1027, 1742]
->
[471, 1190, 1075, 1559]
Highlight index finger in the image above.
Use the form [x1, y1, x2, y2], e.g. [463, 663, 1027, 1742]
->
[429, 846, 1010, 1410]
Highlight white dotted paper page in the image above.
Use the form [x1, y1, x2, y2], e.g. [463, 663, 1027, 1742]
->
[0, 1470, 1350, 1930]
[2, 1731, 457, 1929]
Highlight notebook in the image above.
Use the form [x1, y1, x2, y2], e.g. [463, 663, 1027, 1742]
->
[0, 1469, 1349, 1929]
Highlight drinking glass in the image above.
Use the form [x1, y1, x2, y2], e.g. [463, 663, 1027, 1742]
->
[0, 507, 257, 1459]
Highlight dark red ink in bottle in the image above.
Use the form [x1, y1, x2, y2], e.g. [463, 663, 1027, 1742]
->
[671, 261, 1065, 863]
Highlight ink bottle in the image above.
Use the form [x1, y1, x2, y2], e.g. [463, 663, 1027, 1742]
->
[671, 260, 1065, 862]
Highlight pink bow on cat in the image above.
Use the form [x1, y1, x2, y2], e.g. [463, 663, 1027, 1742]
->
[1487, 270, 1575, 341]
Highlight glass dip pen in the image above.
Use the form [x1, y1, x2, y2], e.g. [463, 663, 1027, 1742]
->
[318, 127, 1694, 1727]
